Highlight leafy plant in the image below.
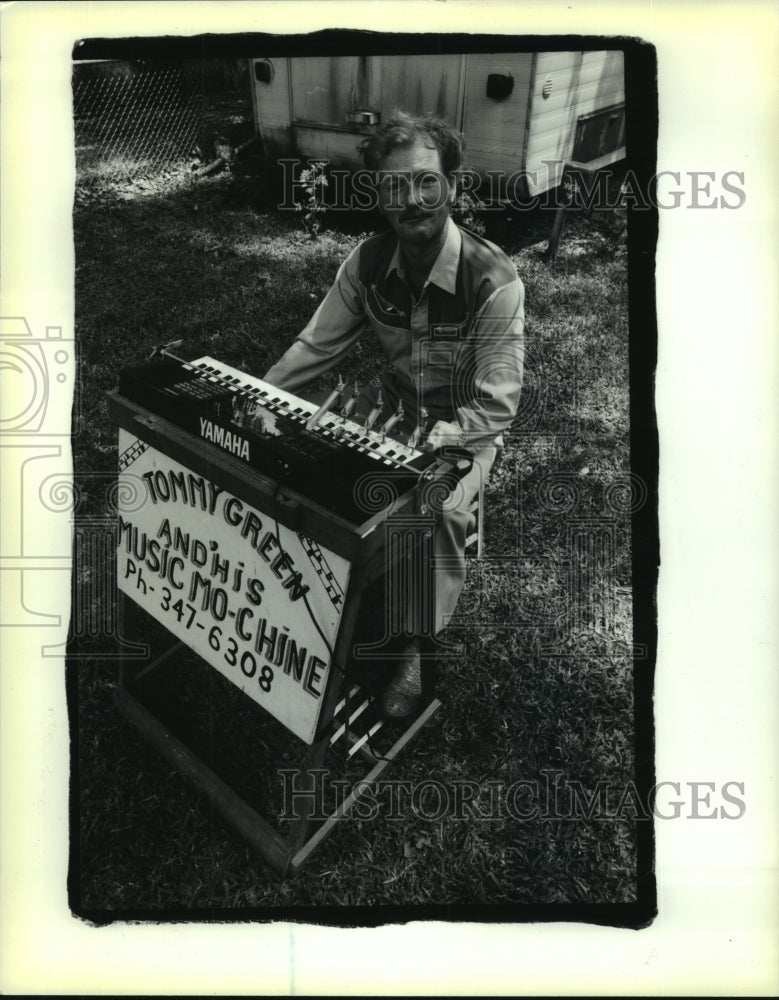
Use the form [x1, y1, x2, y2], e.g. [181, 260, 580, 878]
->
[295, 160, 329, 238]
[452, 189, 487, 236]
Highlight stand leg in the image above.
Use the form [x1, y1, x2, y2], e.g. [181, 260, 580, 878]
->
[285, 734, 331, 854]
[290, 698, 441, 870]
[113, 684, 292, 874]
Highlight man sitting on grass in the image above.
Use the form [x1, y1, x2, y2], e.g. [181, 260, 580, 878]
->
[264, 110, 524, 719]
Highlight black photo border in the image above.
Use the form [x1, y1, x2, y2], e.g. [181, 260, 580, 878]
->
[68, 28, 658, 930]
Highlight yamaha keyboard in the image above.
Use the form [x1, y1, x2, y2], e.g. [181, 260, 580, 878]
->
[109, 355, 452, 542]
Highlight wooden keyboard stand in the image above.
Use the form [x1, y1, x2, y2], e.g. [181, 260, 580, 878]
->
[108, 380, 444, 874]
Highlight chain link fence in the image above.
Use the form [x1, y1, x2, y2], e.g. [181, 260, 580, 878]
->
[73, 59, 254, 202]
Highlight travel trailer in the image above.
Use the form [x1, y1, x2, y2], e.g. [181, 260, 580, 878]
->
[250, 50, 626, 200]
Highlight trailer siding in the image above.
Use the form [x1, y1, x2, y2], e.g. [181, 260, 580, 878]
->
[460, 53, 535, 187]
[361, 55, 464, 125]
[525, 50, 624, 193]
[290, 56, 362, 125]
[283, 125, 372, 166]
[252, 57, 292, 153]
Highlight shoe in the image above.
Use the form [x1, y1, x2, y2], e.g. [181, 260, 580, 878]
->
[381, 640, 423, 719]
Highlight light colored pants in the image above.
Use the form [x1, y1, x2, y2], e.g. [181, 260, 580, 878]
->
[431, 444, 496, 633]
[342, 384, 496, 637]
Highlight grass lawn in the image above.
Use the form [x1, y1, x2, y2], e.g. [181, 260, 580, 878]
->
[70, 165, 650, 919]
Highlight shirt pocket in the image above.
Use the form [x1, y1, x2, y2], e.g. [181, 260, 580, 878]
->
[420, 338, 470, 393]
[366, 283, 408, 328]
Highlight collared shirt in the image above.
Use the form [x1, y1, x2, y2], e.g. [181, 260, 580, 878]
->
[263, 218, 524, 451]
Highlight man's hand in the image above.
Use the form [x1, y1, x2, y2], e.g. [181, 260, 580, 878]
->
[425, 419, 466, 452]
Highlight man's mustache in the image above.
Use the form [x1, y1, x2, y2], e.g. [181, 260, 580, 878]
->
[399, 208, 429, 222]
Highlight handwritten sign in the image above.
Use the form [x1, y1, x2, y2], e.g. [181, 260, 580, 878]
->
[116, 430, 351, 743]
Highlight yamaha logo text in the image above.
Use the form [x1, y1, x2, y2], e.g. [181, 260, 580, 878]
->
[199, 418, 250, 461]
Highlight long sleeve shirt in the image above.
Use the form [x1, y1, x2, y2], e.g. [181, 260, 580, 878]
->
[264, 217, 525, 452]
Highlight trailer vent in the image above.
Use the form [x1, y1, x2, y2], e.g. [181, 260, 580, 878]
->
[254, 59, 274, 85]
[486, 73, 514, 101]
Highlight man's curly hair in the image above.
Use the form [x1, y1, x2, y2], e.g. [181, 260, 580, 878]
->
[360, 110, 464, 180]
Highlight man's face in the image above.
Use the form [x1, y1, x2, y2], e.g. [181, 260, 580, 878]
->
[376, 138, 454, 248]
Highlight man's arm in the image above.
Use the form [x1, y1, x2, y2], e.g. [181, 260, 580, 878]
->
[263, 246, 367, 393]
[426, 276, 525, 453]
